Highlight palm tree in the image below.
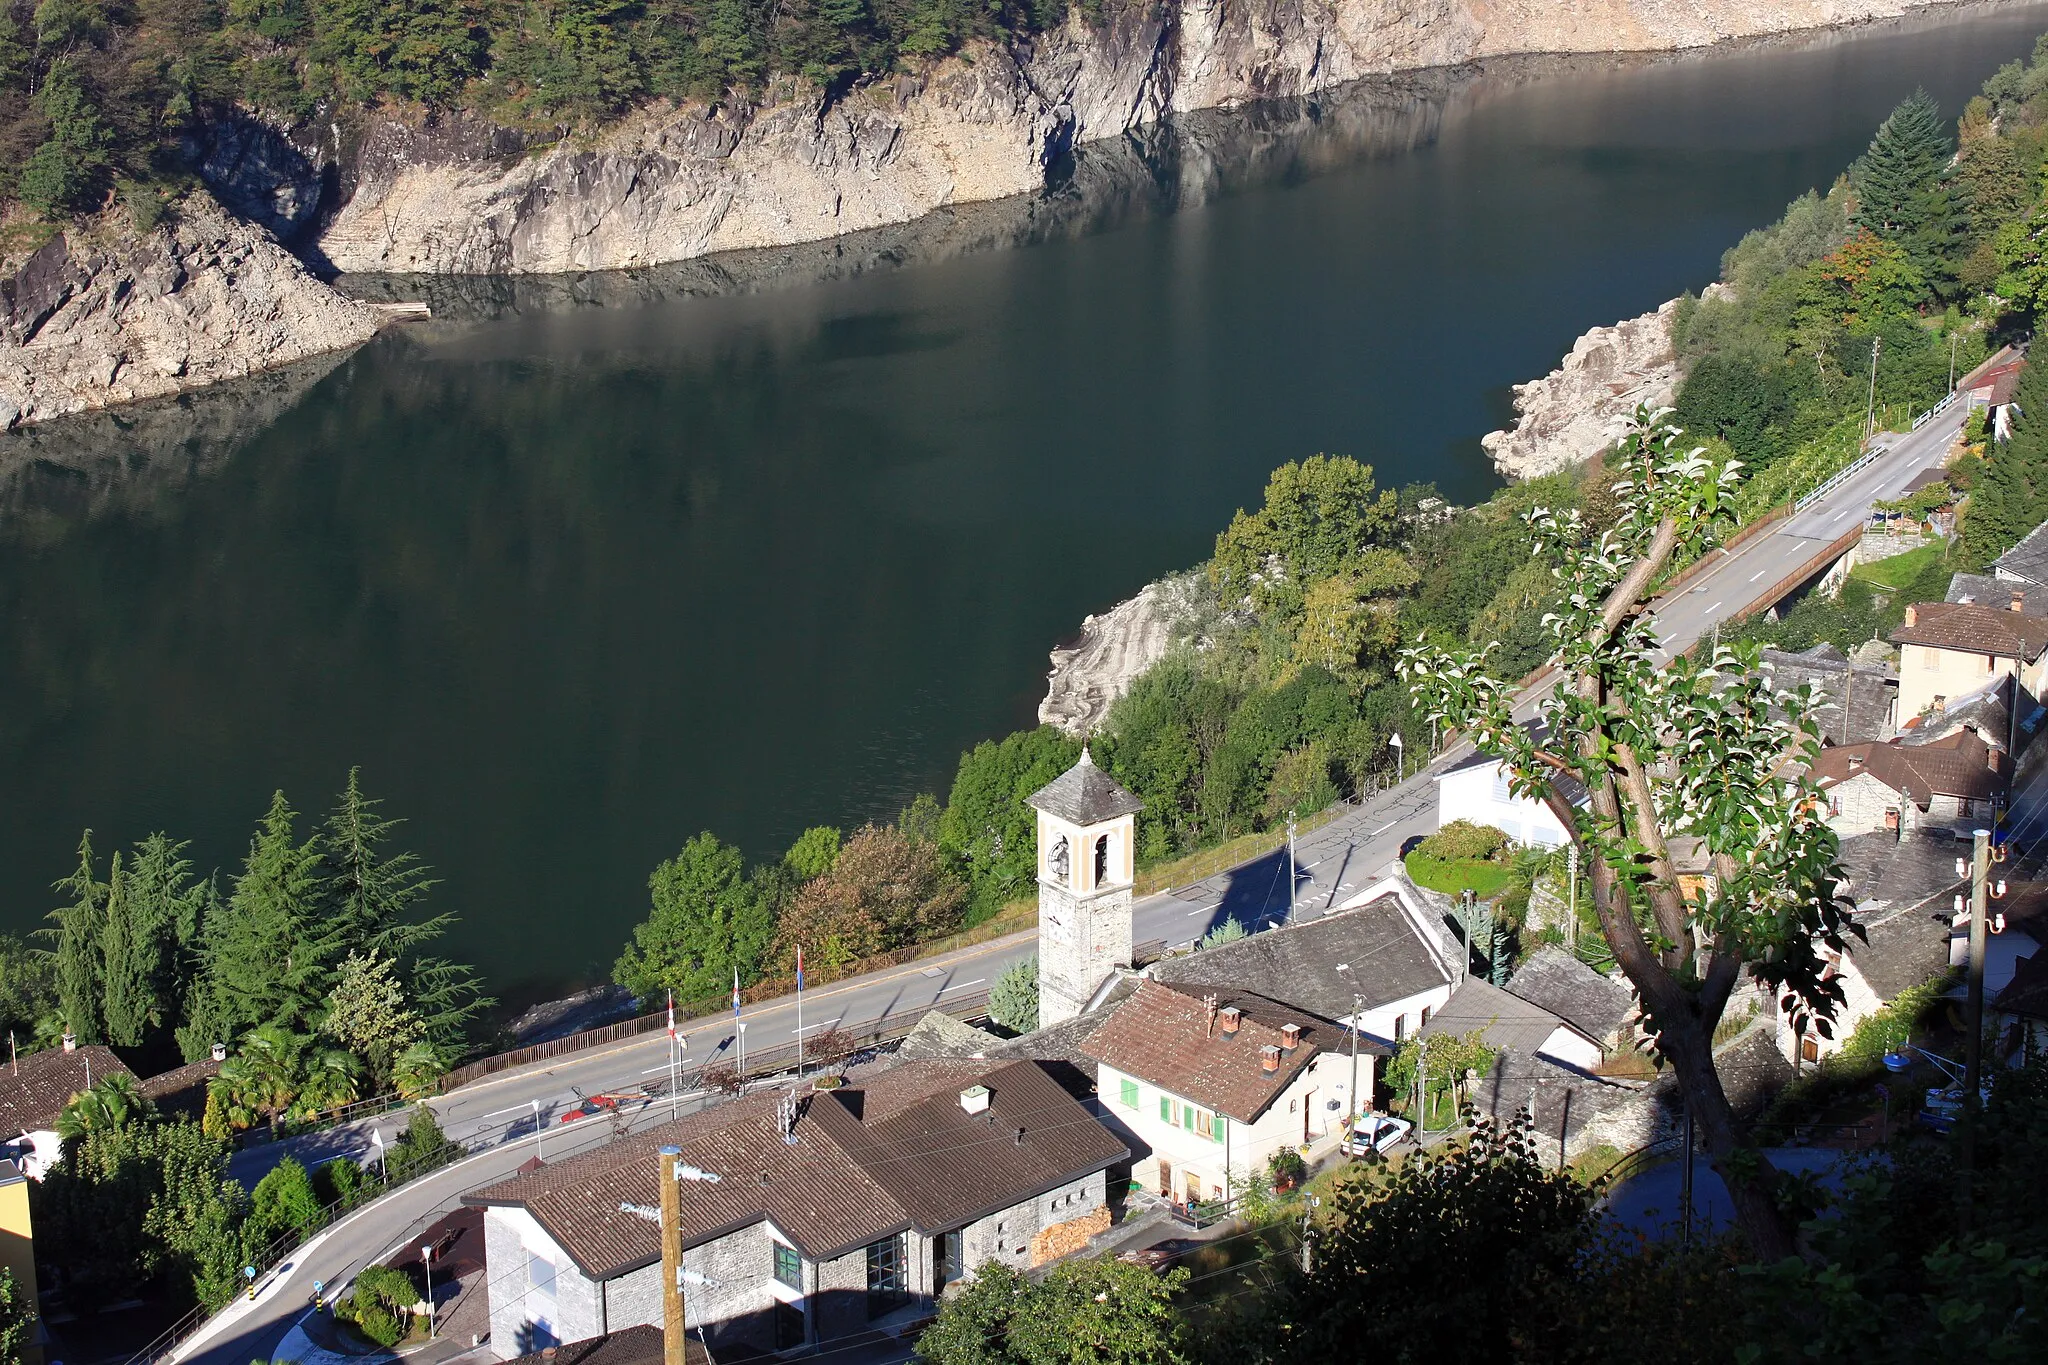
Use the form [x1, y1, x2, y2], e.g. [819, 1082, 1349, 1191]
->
[291, 1047, 361, 1118]
[392, 1041, 444, 1101]
[55, 1075, 152, 1141]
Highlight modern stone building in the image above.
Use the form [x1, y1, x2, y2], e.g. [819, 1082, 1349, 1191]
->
[1028, 749, 1143, 1026]
[465, 1060, 1127, 1358]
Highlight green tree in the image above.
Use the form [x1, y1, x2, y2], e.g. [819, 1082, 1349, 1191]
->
[987, 955, 1037, 1033]
[0, 934, 58, 1049]
[246, 1156, 324, 1252]
[0, 1268, 36, 1365]
[939, 727, 1081, 922]
[770, 824, 966, 971]
[15, 60, 114, 216]
[121, 834, 207, 1043]
[783, 825, 842, 880]
[917, 1258, 1188, 1365]
[1403, 409, 1852, 1260]
[320, 769, 445, 961]
[1198, 918, 1248, 949]
[321, 950, 424, 1084]
[1851, 88, 1959, 291]
[1211, 455, 1403, 609]
[1962, 356, 2048, 566]
[98, 852, 151, 1047]
[613, 833, 774, 1004]
[181, 792, 332, 1055]
[45, 831, 106, 1044]
[56, 1074, 154, 1142]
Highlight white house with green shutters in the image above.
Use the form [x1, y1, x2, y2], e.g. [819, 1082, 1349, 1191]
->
[1084, 979, 1350, 1207]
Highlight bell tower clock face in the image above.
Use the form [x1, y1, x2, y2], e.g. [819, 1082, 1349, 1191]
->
[1043, 902, 1070, 943]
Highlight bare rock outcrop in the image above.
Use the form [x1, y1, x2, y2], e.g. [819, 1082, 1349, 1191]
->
[1480, 298, 1681, 479]
[0, 194, 378, 429]
[314, 0, 1955, 276]
[1041, 577, 1199, 736]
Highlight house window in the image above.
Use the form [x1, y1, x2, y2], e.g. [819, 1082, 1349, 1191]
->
[936, 1229, 964, 1288]
[1419, 1006, 1432, 1027]
[773, 1301, 806, 1350]
[1120, 1078, 1139, 1109]
[1393, 1014, 1406, 1042]
[1828, 794, 1842, 817]
[773, 1241, 801, 1290]
[527, 1253, 557, 1297]
[1192, 1108, 1213, 1139]
[866, 1235, 909, 1318]
[1491, 770, 1513, 802]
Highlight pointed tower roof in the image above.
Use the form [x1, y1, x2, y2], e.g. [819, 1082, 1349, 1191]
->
[1026, 747, 1143, 825]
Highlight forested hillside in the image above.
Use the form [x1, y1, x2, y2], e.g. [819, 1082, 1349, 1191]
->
[0, 0, 1083, 220]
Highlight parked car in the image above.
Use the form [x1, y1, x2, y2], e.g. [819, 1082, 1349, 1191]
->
[1117, 1238, 1201, 1272]
[1342, 1113, 1413, 1156]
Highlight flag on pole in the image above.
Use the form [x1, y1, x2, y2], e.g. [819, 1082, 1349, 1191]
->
[732, 969, 742, 1018]
[795, 947, 805, 994]
[667, 989, 676, 1040]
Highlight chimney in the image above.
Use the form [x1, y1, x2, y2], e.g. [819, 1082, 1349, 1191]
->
[211, 1042, 228, 1063]
[959, 1084, 991, 1116]
[1905, 605, 1918, 628]
[1280, 1023, 1302, 1052]
[1847, 753, 1864, 771]
[2014, 590, 2026, 613]
[61, 1032, 75, 1053]
[1260, 1045, 1281, 1074]
[1218, 1007, 1241, 1038]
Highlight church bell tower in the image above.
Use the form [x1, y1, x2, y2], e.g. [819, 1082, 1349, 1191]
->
[1028, 748, 1143, 1027]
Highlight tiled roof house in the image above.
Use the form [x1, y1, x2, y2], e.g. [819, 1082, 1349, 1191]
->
[0, 1044, 135, 1178]
[464, 1060, 1125, 1359]
[1891, 599, 2048, 721]
[1810, 729, 2006, 838]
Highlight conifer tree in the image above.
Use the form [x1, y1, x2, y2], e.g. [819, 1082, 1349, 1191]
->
[128, 834, 206, 1034]
[46, 833, 106, 1043]
[99, 853, 151, 1048]
[320, 769, 445, 959]
[1852, 89, 1960, 294]
[186, 793, 332, 1050]
[1963, 357, 2048, 566]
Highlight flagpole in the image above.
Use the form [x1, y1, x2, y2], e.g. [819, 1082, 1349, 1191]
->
[796, 948, 805, 1079]
[667, 990, 679, 1121]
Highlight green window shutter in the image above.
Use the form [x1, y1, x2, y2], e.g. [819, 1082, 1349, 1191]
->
[1212, 1115, 1226, 1144]
[1160, 1095, 1172, 1123]
[1121, 1078, 1139, 1109]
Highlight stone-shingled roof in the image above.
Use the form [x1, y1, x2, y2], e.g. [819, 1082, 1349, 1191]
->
[1505, 947, 1636, 1043]
[1947, 572, 2046, 617]
[1995, 948, 2048, 1021]
[1148, 889, 1452, 1019]
[1760, 645, 1896, 746]
[1082, 980, 1325, 1124]
[1418, 978, 1577, 1057]
[0, 1045, 134, 1137]
[464, 1060, 1125, 1278]
[1993, 518, 2048, 588]
[1832, 831, 1963, 1002]
[1025, 749, 1142, 825]
[1891, 600, 2048, 660]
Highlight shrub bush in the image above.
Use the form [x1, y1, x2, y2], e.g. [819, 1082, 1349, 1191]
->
[1414, 821, 1510, 863]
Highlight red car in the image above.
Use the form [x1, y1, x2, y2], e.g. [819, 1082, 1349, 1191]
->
[558, 1095, 620, 1124]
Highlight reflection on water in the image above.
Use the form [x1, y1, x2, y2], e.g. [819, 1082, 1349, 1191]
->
[5, 4, 2047, 1000]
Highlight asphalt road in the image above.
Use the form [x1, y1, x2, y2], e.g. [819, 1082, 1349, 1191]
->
[179, 405, 1966, 1365]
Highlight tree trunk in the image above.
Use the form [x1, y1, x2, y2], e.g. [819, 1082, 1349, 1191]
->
[1660, 1019, 1797, 1261]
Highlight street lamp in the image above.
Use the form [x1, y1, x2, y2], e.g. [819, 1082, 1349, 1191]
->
[1389, 732, 1404, 783]
[531, 1098, 543, 1162]
[420, 1245, 435, 1338]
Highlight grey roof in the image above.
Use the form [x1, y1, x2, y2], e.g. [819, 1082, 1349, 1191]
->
[897, 1010, 1000, 1061]
[1149, 890, 1452, 1018]
[1947, 572, 2047, 617]
[982, 976, 1140, 1085]
[1993, 518, 2048, 587]
[1418, 978, 1578, 1056]
[1898, 671, 2041, 758]
[1466, 1049, 1646, 1147]
[1760, 645, 1896, 746]
[1026, 749, 1143, 825]
[1833, 830, 1964, 1001]
[1505, 947, 1636, 1042]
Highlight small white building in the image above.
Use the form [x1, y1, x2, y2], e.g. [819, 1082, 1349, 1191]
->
[0, 1042, 133, 1179]
[1432, 750, 1584, 849]
[1087, 980, 1353, 1207]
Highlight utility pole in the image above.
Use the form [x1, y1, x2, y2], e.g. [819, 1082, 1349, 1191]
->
[1679, 1101, 1695, 1252]
[531, 1099, 543, 1163]
[1337, 964, 1362, 1124]
[1287, 814, 1299, 927]
[1416, 1036, 1428, 1137]
[659, 1147, 722, 1365]
[1566, 845, 1579, 951]
[1864, 335, 1882, 442]
[1950, 331, 1960, 393]
[1960, 827, 1996, 1233]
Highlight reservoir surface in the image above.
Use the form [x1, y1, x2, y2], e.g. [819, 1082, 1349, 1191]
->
[6, 3, 2047, 1000]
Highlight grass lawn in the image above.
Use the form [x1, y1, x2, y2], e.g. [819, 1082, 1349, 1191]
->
[1403, 854, 1516, 899]
[1851, 539, 1945, 590]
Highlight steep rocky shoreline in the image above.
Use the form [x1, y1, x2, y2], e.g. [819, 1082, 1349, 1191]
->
[0, 195, 380, 429]
[310, 0, 1959, 276]
[1480, 298, 1683, 479]
[0, 0, 1988, 425]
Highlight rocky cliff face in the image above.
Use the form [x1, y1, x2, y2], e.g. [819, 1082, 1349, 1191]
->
[312, 0, 1950, 275]
[1041, 576, 1202, 735]
[0, 193, 379, 429]
[1480, 298, 1681, 479]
